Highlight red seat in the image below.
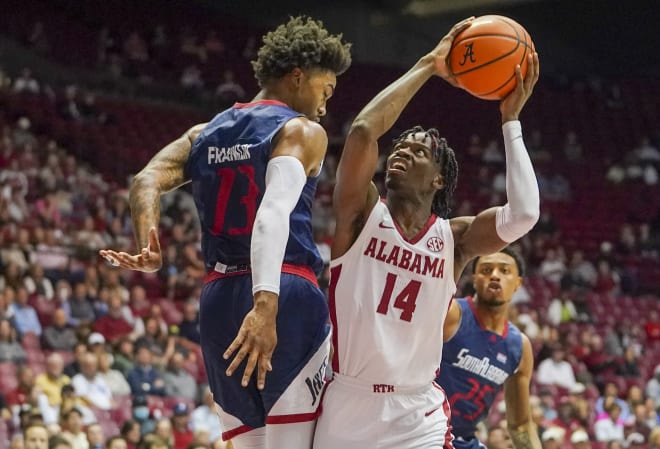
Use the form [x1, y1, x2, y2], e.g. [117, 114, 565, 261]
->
[21, 333, 41, 350]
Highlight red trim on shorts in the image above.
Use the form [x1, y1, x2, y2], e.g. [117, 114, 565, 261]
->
[265, 410, 320, 425]
[221, 424, 253, 441]
[204, 263, 318, 287]
[328, 265, 342, 372]
[233, 100, 288, 109]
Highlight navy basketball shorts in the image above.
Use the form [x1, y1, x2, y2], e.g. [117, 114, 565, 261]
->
[199, 272, 330, 440]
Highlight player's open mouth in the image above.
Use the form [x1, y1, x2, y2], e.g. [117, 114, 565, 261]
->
[388, 158, 408, 173]
[487, 282, 501, 292]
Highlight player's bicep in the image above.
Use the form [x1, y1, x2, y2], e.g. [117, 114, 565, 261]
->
[454, 207, 508, 263]
[333, 122, 380, 222]
[135, 123, 206, 192]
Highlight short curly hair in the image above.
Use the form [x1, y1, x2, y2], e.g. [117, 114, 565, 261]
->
[252, 16, 352, 87]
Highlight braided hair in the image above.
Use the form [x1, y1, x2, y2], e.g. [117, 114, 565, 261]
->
[392, 126, 458, 218]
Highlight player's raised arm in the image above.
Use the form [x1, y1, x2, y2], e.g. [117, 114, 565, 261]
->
[333, 17, 474, 256]
[503, 334, 542, 449]
[99, 123, 206, 272]
[453, 52, 540, 270]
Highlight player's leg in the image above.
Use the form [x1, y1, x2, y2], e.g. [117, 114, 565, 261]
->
[261, 274, 331, 449]
[199, 277, 267, 445]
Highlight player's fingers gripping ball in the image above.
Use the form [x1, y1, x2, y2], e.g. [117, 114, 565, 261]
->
[448, 15, 535, 100]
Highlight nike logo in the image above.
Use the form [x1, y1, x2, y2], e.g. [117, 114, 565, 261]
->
[379, 221, 394, 229]
[425, 407, 440, 417]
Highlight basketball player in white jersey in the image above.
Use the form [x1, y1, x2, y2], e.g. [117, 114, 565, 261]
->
[313, 17, 540, 449]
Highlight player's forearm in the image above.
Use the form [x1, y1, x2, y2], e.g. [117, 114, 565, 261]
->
[129, 173, 163, 249]
[508, 422, 542, 449]
[352, 54, 436, 140]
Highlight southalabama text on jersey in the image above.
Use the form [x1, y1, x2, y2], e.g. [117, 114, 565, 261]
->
[451, 348, 508, 385]
[363, 237, 446, 278]
[207, 144, 252, 164]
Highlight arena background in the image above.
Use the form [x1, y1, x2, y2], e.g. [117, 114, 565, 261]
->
[0, 0, 658, 448]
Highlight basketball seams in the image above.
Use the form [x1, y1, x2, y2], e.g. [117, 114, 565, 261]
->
[447, 15, 534, 100]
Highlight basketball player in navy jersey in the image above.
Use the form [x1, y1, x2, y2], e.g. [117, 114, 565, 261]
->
[313, 17, 540, 449]
[100, 17, 351, 449]
[437, 247, 541, 449]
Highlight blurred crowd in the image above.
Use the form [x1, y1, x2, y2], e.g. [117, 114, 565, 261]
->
[0, 7, 659, 449]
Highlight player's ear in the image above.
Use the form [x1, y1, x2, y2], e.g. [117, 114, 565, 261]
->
[513, 275, 522, 291]
[433, 173, 445, 190]
[290, 68, 303, 87]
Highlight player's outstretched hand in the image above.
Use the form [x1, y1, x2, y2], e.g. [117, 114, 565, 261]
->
[224, 293, 278, 390]
[99, 227, 163, 273]
[431, 16, 475, 86]
[500, 52, 540, 123]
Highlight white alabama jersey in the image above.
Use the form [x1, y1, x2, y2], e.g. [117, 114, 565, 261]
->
[329, 200, 456, 387]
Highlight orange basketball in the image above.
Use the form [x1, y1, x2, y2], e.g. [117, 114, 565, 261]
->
[448, 15, 535, 100]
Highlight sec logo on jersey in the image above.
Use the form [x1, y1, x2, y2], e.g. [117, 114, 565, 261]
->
[426, 237, 444, 252]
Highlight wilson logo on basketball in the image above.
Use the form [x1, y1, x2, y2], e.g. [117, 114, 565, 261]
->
[426, 237, 444, 252]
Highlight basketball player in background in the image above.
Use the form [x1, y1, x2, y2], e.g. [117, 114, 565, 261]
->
[437, 247, 541, 449]
[313, 17, 540, 449]
[100, 16, 351, 449]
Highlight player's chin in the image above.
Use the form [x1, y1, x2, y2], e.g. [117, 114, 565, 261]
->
[480, 296, 506, 307]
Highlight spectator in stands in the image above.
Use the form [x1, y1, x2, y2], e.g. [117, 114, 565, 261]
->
[646, 365, 660, 404]
[12, 286, 42, 337]
[177, 300, 200, 345]
[215, 70, 246, 108]
[617, 347, 641, 377]
[594, 400, 625, 443]
[552, 398, 582, 438]
[58, 85, 83, 121]
[42, 308, 77, 351]
[180, 65, 204, 91]
[60, 408, 87, 449]
[593, 259, 621, 297]
[64, 342, 88, 378]
[191, 386, 222, 443]
[98, 352, 131, 397]
[562, 250, 597, 291]
[568, 429, 591, 449]
[0, 317, 26, 362]
[123, 32, 149, 62]
[563, 131, 583, 163]
[127, 398, 151, 436]
[112, 337, 135, 376]
[94, 294, 133, 343]
[1, 261, 25, 291]
[162, 350, 197, 401]
[86, 423, 104, 449]
[71, 352, 113, 411]
[547, 289, 578, 326]
[24, 423, 48, 449]
[62, 282, 95, 327]
[583, 334, 616, 383]
[627, 402, 653, 440]
[127, 344, 166, 397]
[539, 247, 567, 286]
[35, 353, 70, 409]
[155, 418, 174, 448]
[537, 345, 577, 391]
[203, 30, 225, 56]
[134, 314, 174, 365]
[596, 382, 631, 421]
[24, 263, 54, 301]
[106, 436, 128, 449]
[171, 403, 194, 449]
[649, 427, 660, 449]
[13, 68, 40, 94]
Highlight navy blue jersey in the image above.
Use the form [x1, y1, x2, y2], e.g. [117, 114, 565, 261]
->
[185, 100, 323, 275]
[436, 297, 523, 439]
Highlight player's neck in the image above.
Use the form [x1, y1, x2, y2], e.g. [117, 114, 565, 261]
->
[252, 86, 291, 107]
[473, 296, 508, 335]
[386, 193, 433, 237]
